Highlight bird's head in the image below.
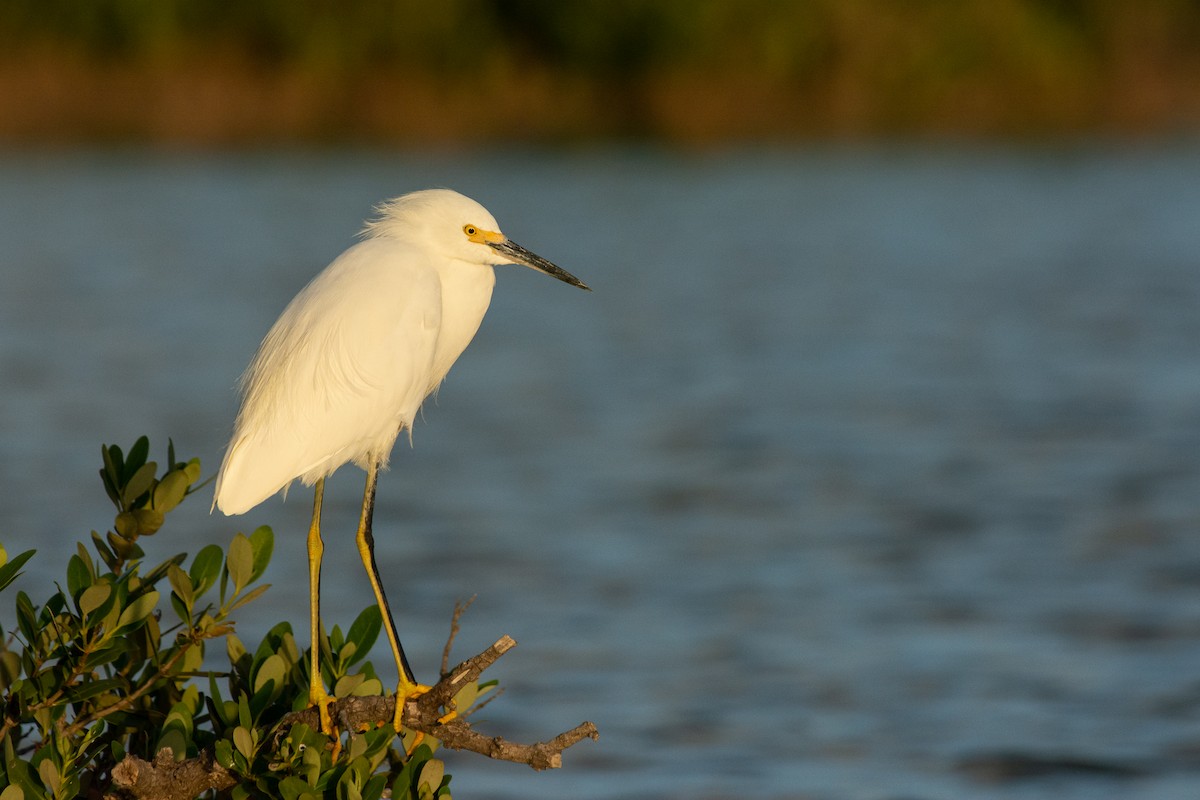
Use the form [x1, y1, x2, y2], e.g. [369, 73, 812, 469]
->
[364, 189, 590, 290]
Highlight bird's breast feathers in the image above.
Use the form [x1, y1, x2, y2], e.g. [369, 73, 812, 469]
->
[216, 240, 445, 510]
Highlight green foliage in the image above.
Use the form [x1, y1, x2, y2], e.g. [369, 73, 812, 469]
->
[0, 438, 482, 800]
[4, 0, 1195, 81]
[1, 0, 1198, 141]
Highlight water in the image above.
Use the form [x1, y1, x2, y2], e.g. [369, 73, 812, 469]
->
[2, 145, 1200, 799]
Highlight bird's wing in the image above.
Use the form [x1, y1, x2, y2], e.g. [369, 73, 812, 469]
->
[215, 239, 442, 514]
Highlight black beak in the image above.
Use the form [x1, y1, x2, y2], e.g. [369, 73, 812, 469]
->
[489, 238, 591, 291]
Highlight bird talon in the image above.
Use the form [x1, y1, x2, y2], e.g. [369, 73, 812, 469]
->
[311, 685, 338, 737]
[308, 685, 345, 757]
[395, 680, 452, 757]
[393, 681, 432, 730]
[401, 708, 456, 756]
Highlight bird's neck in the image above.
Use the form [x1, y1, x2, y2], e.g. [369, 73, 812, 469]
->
[429, 263, 496, 390]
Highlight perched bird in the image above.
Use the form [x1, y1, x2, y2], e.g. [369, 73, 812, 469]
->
[214, 189, 589, 734]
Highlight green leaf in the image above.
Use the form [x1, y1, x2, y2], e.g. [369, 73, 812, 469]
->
[2, 743, 41, 800]
[190, 544, 224, 596]
[329, 623, 345, 655]
[227, 533, 253, 595]
[248, 526, 274, 583]
[238, 692, 252, 729]
[279, 777, 312, 800]
[78, 582, 113, 620]
[333, 673, 364, 697]
[0, 784, 24, 800]
[253, 653, 287, 696]
[338, 772, 363, 800]
[300, 736, 323, 783]
[87, 640, 129, 670]
[106, 442, 123, 469]
[363, 774, 388, 800]
[452, 681, 478, 713]
[170, 592, 189, 624]
[0, 651, 21, 692]
[168, 563, 194, 609]
[233, 725, 255, 760]
[280, 628, 302, 664]
[227, 583, 271, 614]
[133, 508, 165, 536]
[205, 693, 232, 732]
[113, 513, 138, 540]
[227, 632, 248, 669]
[418, 759, 444, 796]
[214, 739, 235, 770]
[37, 760, 61, 796]
[251, 617, 291, 658]
[66, 677, 124, 703]
[122, 461, 157, 507]
[107, 529, 144, 561]
[45, 589, 67, 614]
[0, 549, 34, 593]
[124, 436, 150, 483]
[346, 732, 369, 761]
[156, 727, 189, 762]
[154, 468, 190, 512]
[15, 591, 36, 643]
[91, 531, 118, 570]
[66, 555, 90, 598]
[344, 606, 382, 666]
[116, 589, 159, 632]
[102, 443, 123, 493]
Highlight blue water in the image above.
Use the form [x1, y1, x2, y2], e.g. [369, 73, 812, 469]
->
[2, 145, 1200, 799]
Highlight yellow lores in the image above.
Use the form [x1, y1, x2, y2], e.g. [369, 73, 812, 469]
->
[463, 224, 505, 245]
[214, 189, 589, 734]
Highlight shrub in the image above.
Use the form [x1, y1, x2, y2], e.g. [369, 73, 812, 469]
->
[0, 437, 464, 800]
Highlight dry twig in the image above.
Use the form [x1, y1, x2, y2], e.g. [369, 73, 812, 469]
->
[441, 595, 476, 676]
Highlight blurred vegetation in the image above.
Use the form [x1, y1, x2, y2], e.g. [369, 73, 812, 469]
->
[0, 437, 486, 799]
[0, 0, 1199, 142]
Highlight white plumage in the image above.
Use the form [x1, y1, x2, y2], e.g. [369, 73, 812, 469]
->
[215, 188, 589, 513]
[215, 229, 482, 512]
[210, 188, 588, 735]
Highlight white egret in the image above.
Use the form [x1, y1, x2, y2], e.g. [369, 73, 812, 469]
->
[214, 189, 589, 734]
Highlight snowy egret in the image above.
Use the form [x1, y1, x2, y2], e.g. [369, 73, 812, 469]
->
[214, 189, 588, 734]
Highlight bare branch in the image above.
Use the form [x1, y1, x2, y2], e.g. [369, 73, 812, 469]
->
[108, 747, 236, 799]
[107, 633, 597, 800]
[432, 718, 599, 771]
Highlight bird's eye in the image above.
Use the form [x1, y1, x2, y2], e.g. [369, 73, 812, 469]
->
[463, 225, 478, 236]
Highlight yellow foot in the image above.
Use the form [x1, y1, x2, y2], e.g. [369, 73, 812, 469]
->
[315, 697, 344, 758]
[396, 684, 463, 756]
[393, 681, 431, 731]
[310, 682, 339, 749]
[394, 680, 436, 756]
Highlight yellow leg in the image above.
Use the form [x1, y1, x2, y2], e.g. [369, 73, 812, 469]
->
[307, 478, 336, 735]
[355, 461, 430, 731]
